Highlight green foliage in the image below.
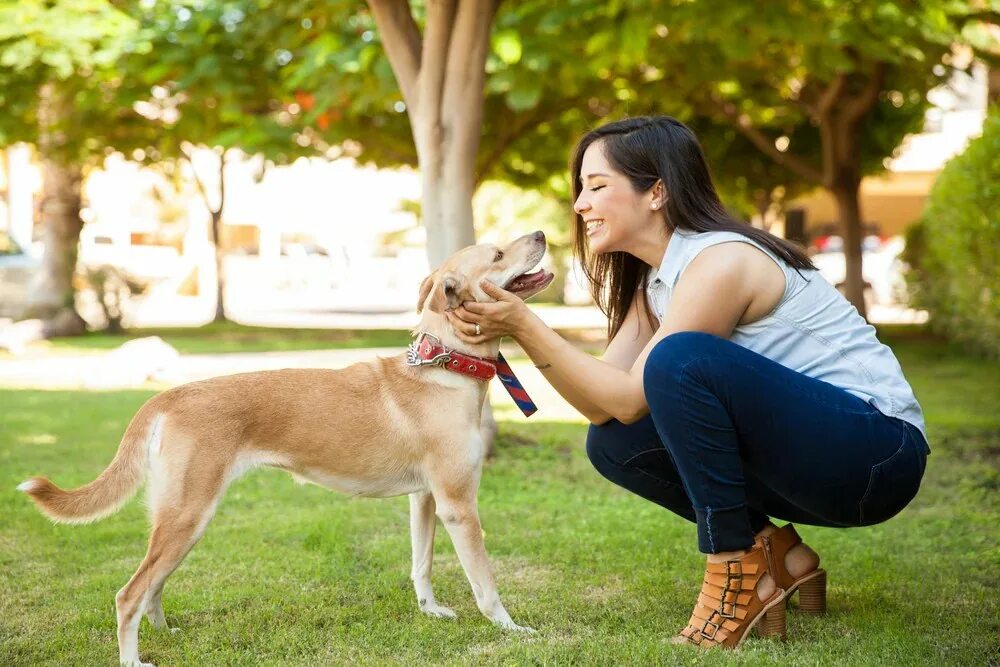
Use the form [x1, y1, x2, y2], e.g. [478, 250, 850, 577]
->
[0, 0, 150, 161]
[122, 1, 320, 167]
[904, 110, 1000, 358]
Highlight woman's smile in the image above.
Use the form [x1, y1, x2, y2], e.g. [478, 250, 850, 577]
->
[585, 219, 606, 237]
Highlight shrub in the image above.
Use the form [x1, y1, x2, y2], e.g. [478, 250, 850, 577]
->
[904, 109, 1000, 357]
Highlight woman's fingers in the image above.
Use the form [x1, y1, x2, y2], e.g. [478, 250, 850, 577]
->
[480, 280, 515, 301]
[447, 311, 484, 337]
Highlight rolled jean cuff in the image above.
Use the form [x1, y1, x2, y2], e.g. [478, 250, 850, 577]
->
[695, 504, 755, 554]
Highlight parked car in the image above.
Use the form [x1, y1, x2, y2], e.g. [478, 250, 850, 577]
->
[0, 230, 41, 319]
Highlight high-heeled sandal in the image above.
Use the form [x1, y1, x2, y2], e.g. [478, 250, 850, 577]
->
[676, 536, 787, 648]
[767, 524, 827, 614]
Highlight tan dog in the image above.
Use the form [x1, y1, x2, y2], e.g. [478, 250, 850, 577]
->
[17, 231, 554, 667]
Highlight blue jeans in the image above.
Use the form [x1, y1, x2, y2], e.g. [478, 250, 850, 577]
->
[586, 332, 929, 554]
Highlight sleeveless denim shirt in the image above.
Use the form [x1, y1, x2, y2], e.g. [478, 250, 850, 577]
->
[645, 230, 927, 439]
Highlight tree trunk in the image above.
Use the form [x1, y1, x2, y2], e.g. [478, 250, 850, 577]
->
[211, 209, 226, 322]
[417, 132, 478, 267]
[820, 101, 870, 320]
[25, 82, 87, 336]
[185, 147, 228, 323]
[831, 180, 867, 318]
[369, 0, 500, 452]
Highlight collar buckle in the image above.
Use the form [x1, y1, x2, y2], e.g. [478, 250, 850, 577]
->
[405, 333, 452, 368]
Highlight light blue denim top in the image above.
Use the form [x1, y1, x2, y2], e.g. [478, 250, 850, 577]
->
[645, 230, 927, 439]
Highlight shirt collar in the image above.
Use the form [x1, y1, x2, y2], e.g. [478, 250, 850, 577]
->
[648, 229, 692, 288]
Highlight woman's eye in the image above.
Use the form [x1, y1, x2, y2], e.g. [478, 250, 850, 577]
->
[589, 185, 606, 192]
[494, 250, 504, 261]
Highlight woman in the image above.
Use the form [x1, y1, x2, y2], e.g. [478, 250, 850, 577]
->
[448, 116, 929, 648]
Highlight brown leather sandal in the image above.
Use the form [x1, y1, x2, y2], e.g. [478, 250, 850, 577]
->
[676, 536, 786, 648]
[767, 523, 827, 614]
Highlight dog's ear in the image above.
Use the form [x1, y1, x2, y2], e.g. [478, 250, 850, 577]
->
[423, 272, 469, 313]
[416, 271, 437, 313]
[442, 274, 467, 311]
[420, 272, 470, 313]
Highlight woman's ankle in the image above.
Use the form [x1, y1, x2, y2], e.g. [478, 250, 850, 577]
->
[755, 521, 779, 538]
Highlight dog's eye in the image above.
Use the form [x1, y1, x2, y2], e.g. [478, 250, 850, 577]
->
[494, 250, 504, 262]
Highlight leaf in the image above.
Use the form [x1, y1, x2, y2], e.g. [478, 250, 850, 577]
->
[505, 79, 542, 111]
[492, 29, 522, 64]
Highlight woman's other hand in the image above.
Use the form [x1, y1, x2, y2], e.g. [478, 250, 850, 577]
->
[447, 280, 531, 344]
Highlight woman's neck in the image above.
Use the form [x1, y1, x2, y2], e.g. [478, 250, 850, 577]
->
[625, 226, 672, 270]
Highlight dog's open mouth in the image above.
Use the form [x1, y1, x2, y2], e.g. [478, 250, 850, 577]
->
[505, 267, 555, 296]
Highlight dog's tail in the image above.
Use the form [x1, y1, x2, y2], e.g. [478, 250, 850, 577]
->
[17, 408, 163, 525]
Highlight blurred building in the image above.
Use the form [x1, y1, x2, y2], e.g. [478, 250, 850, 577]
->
[786, 63, 989, 243]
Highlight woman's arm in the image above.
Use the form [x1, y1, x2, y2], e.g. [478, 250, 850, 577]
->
[511, 291, 656, 424]
[451, 243, 771, 424]
[602, 291, 658, 371]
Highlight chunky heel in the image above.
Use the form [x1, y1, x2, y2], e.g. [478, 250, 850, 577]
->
[758, 600, 787, 640]
[797, 569, 827, 614]
[768, 524, 828, 615]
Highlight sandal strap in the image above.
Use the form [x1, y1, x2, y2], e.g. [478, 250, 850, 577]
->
[768, 524, 804, 590]
[677, 538, 778, 648]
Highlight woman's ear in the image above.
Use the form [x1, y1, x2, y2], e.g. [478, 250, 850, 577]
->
[651, 180, 666, 210]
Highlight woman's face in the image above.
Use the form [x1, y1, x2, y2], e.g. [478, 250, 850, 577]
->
[573, 141, 659, 256]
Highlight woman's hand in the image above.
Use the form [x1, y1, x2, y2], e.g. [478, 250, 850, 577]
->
[446, 280, 531, 344]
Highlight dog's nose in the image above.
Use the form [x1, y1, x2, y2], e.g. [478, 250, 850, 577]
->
[533, 231, 545, 244]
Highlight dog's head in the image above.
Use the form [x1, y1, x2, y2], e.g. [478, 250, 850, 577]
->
[416, 231, 555, 314]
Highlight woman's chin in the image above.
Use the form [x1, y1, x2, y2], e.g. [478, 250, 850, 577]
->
[586, 236, 613, 254]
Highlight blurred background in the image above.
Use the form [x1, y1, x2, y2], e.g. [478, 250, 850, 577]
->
[0, 1, 996, 351]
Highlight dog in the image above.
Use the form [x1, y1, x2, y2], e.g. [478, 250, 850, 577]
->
[17, 231, 555, 667]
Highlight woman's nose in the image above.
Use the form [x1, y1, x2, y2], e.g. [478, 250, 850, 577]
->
[574, 194, 589, 215]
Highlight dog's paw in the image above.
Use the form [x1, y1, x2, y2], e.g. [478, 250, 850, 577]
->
[496, 618, 536, 633]
[421, 603, 458, 619]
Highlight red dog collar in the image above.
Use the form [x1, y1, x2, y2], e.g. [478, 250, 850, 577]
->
[406, 333, 497, 382]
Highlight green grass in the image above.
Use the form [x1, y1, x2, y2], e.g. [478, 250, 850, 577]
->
[1, 329, 998, 665]
[36, 321, 414, 355]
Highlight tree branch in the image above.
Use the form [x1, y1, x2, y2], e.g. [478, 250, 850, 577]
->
[441, 0, 499, 123]
[417, 0, 456, 129]
[475, 102, 571, 185]
[817, 72, 846, 118]
[843, 61, 885, 123]
[181, 144, 216, 216]
[710, 93, 824, 184]
[217, 149, 226, 219]
[367, 0, 422, 110]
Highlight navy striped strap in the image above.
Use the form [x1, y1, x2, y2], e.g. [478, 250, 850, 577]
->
[494, 352, 537, 417]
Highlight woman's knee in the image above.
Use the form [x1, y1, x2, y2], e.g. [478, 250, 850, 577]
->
[642, 331, 724, 396]
[585, 420, 631, 478]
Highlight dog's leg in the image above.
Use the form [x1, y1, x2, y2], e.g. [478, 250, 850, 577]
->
[117, 488, 223, 665]
[144, 579, 178, 632]
[431, 481, 533, 632]
[409, 491, 456, 619]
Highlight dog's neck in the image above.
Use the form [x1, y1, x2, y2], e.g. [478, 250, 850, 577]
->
[413, 310, 501, 362]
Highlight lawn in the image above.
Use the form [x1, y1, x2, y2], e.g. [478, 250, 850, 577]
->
[1, 327, 997, 665]
[34, 322, 415, 355]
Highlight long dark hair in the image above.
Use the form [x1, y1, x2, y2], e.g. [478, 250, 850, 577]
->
[570, 116, 815, 340]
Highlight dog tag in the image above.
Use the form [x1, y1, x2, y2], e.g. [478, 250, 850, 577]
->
[494, 352, 537, 417]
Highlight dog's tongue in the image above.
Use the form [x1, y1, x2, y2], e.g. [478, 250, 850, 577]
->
[508, 269, 547, 290]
